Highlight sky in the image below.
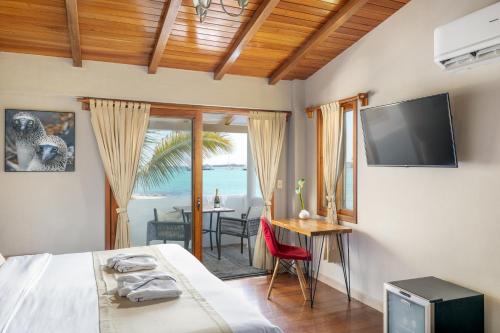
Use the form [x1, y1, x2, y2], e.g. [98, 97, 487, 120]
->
[204, 132, 248, 166]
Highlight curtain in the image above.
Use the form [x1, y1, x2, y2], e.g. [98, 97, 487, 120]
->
[248, 111, 286, 270]
[321, 102, 344, 263]
[90, 99, 150, 249]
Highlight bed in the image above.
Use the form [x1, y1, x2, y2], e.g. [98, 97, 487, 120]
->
[0, 244, 282, 333]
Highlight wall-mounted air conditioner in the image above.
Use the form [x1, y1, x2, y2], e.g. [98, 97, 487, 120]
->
[434, 1, 500, 71]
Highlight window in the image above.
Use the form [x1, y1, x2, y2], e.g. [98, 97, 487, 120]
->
[317, 100, 358, 223]
[202, 132, 248, 197]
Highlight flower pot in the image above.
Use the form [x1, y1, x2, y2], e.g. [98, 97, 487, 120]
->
[298, 209, 311, 219]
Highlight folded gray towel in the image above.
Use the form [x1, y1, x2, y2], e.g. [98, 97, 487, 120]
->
[126, 279, 182, 303]
[116, 272, 177, 297]
[106, 254, 158, 273]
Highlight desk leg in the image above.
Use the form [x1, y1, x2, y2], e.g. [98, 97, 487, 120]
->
[305, 236, 309, 280]
[337, 233, 351, 301]
[307, 235, 325, 308]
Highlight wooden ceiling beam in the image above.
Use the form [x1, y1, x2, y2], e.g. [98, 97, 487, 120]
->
[214, 0, 281, 80]
[64, 0, 82, 67]
[268, 0, 369, 85]
[148, 0, 182, 74]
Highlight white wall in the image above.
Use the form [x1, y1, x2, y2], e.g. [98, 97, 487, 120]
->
[287, 80, 308, 217]
[0, 95, 103, 255]
[304, 0, 500, 331]
[0, 52, 293, 256]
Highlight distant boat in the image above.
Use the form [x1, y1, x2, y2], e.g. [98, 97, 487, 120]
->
[203, 165, 214, 170]
[242, 167, 247, 171]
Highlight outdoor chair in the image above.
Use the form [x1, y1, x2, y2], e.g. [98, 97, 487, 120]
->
[146, 208, 191, 249]
[217, 205, 262, 266]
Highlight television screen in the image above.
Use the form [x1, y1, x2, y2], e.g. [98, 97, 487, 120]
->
[360, 93, 457, 167]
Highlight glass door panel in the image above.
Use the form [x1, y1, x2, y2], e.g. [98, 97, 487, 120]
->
[388, 291, 426, 333]
[199, 113, 266, 279]
[128, 116, 194, 253]
[342, 109, 354, 210]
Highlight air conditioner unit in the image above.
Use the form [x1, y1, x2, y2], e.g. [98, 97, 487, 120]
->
[434, 2, 500, 71]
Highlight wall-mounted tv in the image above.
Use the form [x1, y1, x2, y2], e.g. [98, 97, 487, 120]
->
[360, 93, 457, 167]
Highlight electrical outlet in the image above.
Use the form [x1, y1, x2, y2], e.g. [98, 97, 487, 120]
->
[276, 179, 283, 189]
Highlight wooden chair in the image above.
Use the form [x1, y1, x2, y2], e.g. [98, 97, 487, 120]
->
[261, 217, 311, 301]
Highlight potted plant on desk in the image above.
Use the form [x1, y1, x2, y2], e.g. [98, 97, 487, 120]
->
[296, 178, 310, 219]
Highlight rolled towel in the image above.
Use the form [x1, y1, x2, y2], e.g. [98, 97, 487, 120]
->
[106, 254, 156, 269]
[106, 254, 158, 273]
[116, 272, 176, 297]
[126, 278, 182, 303]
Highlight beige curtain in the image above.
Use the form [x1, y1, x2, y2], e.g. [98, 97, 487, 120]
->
[90, 99, 150, 249]
[248, 111, 286, 270]
[321, 102, 344, 263]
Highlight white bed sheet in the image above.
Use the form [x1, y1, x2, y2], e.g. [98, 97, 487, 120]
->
[1, 244, 281, 333]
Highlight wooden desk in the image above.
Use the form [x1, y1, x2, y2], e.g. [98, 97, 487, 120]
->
[271, 218, 352, 306]
[272, 218, 352, 237]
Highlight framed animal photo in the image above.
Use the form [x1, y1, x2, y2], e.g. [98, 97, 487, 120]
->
[4, 110, 75, 172]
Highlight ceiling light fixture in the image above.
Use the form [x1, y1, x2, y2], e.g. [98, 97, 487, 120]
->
[192, 0, 249, 23]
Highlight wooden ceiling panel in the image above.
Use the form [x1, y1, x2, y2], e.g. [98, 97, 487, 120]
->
[77, 0, 167, 66]
[0, 0, 410, 81]
[0, 0, 70, 58]
[159, 1, 266, 72]
[228, 0, 344, 79]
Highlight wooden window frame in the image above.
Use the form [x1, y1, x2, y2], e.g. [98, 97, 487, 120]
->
[313, 94, 368, 224]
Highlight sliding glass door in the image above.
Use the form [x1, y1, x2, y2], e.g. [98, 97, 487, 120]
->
[102, 105, 286, 263]
[106, 111, 203, 259]
[129, 116, 195, 252]
[199, 113, 266, 279]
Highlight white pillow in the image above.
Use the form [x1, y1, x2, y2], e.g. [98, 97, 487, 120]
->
[157, 210, 183, 222]
[0, 254, 5, 267]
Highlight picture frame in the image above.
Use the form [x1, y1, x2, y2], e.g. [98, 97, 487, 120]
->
[4, 109, 75, 172]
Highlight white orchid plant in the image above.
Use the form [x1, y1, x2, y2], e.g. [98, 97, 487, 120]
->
[295, 178, 306, 210]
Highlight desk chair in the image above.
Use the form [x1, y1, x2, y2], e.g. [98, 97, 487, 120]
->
[261, 217, 311, 301]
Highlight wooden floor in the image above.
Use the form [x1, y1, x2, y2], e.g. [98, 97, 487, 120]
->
[227, 273, 382, 333]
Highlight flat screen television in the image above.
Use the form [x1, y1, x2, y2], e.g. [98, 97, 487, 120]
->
[361, 93, 457, 167]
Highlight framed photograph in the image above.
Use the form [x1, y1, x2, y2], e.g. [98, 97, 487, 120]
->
[4, 110, 75, 172]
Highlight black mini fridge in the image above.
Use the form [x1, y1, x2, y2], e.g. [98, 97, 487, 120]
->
[384, 276, 483, 333]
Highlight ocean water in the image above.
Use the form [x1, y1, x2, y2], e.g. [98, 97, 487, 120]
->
[134, 166, 248, 196]
[134, 165, 354, 207]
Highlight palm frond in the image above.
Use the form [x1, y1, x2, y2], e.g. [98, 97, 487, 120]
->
[202, 132, 233, 158]
[136, 131, 234, 191]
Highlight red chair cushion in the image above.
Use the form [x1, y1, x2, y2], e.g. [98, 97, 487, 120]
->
[277, 243, 311, 261]
[261, 217, 311, 262]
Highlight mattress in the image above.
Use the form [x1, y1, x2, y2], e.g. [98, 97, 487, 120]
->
[0, 244, 281, 333]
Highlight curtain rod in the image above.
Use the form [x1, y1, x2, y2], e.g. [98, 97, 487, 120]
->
[78, 97, 292, 119]
[305, 92, 368, 118]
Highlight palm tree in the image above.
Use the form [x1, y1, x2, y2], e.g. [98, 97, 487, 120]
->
[135, 131, 233, 190]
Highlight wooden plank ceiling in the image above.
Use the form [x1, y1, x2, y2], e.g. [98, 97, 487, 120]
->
[0, 0, 409, 84]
